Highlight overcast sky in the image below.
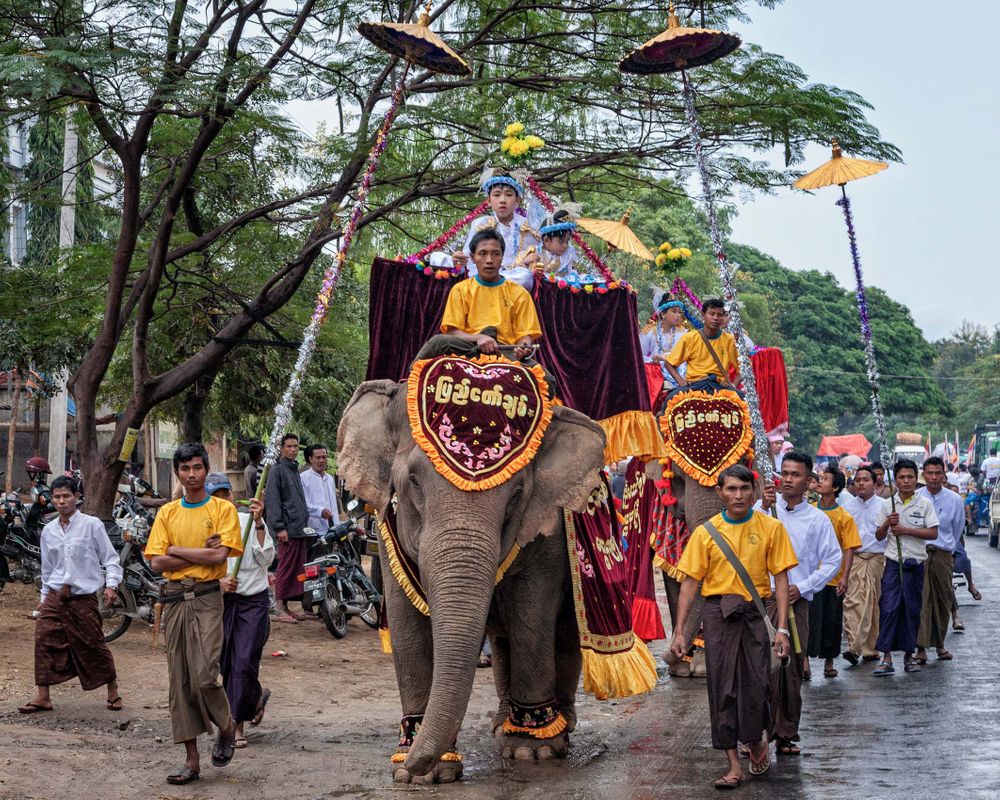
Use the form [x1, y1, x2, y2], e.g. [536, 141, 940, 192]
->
[287, 1, 996, 342]
[727, 0, 999, 342]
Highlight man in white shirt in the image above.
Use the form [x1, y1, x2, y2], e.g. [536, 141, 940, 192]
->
[841, 465, 888, 664]
[209, 473, 275, 750]
[758, 451, 841, 756]
[980, 448, 1000, 484]
[915, 458, 965, 664]
[19, 476, 123, 714]
[872, 459, 939, 676]
[300, 443, 340, 536]
[955, 464, 972, 496]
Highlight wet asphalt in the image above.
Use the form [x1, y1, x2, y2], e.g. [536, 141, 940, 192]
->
[427, 530, 1000, 800]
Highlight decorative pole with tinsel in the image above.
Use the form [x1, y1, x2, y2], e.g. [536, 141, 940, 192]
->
[242, 7, 470, 575]
[619, 6, 775, 487]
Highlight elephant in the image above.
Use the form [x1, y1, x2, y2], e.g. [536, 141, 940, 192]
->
[337, 378, 607, 783]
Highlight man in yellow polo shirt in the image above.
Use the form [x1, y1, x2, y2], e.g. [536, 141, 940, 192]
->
[664, 298, 738, 391]
[145, 442, 243, 786]
[670, 464, 796, 789]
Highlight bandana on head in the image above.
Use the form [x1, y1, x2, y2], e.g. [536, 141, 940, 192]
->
[407, 355, 552, 491]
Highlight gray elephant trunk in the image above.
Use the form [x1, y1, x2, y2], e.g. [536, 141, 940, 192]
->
[404, 528, 500, 775]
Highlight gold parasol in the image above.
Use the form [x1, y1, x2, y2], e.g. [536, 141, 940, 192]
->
[793, 139, 887, 190]
[619, 4, 741, 75]
[577, 209, 654, 261]
[358, 6, 470, 76]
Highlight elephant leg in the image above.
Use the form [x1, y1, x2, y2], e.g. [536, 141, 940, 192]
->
[494, 533, 570, 761]
[382, 561, 461, 784]
[554, 578, 581, 733]
[488, 629, 512, 735]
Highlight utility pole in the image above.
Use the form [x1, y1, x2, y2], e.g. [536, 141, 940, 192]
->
[46, 108, 77, 474]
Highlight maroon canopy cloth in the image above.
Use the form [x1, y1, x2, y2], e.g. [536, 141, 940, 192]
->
[620, 459, 666, 642]
[749, 346, 788, 438]
[532, 280, 651, 419]
[366, 258, 464, 382]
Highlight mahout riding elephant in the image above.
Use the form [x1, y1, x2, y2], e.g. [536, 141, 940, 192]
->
[337, 378, 606, 783]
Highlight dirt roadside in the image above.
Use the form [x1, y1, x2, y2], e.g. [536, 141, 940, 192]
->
[0, 580, 682, 800]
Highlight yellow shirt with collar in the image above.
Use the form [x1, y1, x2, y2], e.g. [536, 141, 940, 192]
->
[666, 329, 738, 383]
[677, 510, 798, 600]
[440, 276, 542, 346]
[817, 503, 862, 585]
[144, 496, 243, 582]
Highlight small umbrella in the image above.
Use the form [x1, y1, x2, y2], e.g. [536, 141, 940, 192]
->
[358, 8, 470, 76]
[793, 139, 886, 190]
[577, 210, 654, 261]
[619, 7, 740, 74]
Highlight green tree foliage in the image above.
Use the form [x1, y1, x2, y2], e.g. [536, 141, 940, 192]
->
[0, 0, 899, 510]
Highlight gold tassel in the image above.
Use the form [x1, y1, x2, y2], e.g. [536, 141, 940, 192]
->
[581, 638, 658, 701]
[494, 544, 521, 584]
[502, 712, 568, 739]
[380, 520, 429, 616]
[379, 627, 393, 654]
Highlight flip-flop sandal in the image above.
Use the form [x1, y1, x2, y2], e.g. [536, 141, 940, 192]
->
[823, 668, 838, 678]
[904, 662, 921, 673]
[251, 688, 270, 727]
[970, 589, 982, 601]
[714, 775, 743, 790]
[953, 621, 966, 632]
[18, 702, 53, 714]
[291, 611, 308, 621]
[747, 745, 770, 776]
[166, 766, 200, 785]
[801, 670, 812, 681]
[274, 613, 298, 624]
[777, 742, 801, 755]
[477, 655, 492, 668]
[912, 654, 928, 665]
[873, 661, 895, 676]
[211, 724, 237, 767]
[234, 736, 248, 749]
[937, 651, 954, 660]
[842, 650, 860, 666]
[106, 696, 123, 711]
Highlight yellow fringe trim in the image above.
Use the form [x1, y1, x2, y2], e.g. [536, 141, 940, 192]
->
[406, 355, 553, 492]
[391, 752, 407, 763]
[597, 410, 668, 465]
[440, 752, 464, 762]
[581, 638, 658, 701]
[379, 627, 393, 654]
[502, 712, 568, 739]
[379, 519, 429, 616]
[494, 543, 521, 584]
[658, 389, 753, 488]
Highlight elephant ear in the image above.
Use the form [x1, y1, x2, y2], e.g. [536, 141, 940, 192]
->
[336, 380, 402, 513]
[515, 405, 606, 546]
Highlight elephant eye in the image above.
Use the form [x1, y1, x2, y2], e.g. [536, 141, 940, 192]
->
[408, 473, 421, 492]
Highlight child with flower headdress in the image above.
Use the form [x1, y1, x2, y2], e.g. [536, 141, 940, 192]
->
[517, 203, 580, 274]
[640, 295, 691, 394]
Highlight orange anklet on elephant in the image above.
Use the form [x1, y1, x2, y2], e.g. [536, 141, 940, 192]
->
[502, 699, 568, 739]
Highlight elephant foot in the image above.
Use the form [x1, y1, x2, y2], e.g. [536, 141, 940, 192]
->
[501, 732, 569, 761]
[560, 704, 577, 733]
[391, 751, 464, 784]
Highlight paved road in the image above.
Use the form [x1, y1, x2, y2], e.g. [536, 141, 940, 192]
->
[398, 531, 1000, 800]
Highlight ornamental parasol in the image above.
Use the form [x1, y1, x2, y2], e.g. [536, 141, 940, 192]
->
[358, 8, 470, 76]
[250, 5, 467, 578]
[619, 6, 776, 490]
[793, 139, 886, 190]
[577, 209, 654, 261]
[793, 141, 898, 528]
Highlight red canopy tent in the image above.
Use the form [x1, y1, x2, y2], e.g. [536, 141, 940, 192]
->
[816, 434, 873, 460]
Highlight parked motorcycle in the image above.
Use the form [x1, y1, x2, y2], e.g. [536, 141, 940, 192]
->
[0, 491, 41, 593]
[99, 474, 166, 642]
[299, 520, 381, 639]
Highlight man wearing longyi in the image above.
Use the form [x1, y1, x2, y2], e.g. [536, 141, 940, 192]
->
[671, 464, 796, 790]
[145, 442, 243, 786]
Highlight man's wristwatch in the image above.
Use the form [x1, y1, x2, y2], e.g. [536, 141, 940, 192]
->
[776, 628, 790, 636]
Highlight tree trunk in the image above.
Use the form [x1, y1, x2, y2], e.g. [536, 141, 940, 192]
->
[180, 371, 217, 444]
[5, 375, 21, 494]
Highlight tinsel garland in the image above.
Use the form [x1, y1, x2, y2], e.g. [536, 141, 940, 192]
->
[680, 70, 772, 484]
[838, 190, 901, 572]
[404, 200, 490, 263]
[670, 277, 704, 318]
[262, 64, 411, 466]
[525, 175, 616, 283]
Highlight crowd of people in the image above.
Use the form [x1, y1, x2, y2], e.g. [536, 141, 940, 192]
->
[10, 167, 993, 791]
